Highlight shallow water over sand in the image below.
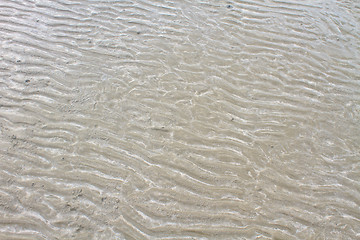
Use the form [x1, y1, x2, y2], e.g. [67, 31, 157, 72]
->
[0, 0, 359, 239]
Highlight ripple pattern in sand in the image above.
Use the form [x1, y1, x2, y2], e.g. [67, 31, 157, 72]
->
[0, 0, 359, 239]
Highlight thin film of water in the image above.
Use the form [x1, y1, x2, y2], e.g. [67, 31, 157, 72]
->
[0, 0, 359, 239]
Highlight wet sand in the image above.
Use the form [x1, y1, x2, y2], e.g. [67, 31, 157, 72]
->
[0, 0, 359, 239]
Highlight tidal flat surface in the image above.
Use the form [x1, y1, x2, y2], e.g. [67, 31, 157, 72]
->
[0, 0, 359, 239]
